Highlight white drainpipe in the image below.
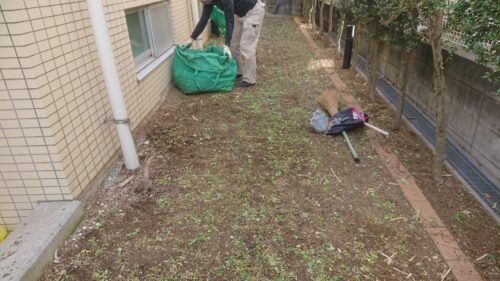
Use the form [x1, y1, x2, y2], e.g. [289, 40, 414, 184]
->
[86, 0, 140, 170]
[190, 0, 203, 48]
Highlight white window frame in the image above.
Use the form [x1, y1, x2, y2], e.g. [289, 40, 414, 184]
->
[125, 1, 176, 80]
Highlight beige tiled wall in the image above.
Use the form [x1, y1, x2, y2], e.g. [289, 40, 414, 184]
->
[0, 0, 207, 230]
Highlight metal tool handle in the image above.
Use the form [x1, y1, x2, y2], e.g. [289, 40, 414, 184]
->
[342, 131, 360, 163]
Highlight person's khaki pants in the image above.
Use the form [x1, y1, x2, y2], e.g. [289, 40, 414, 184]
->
[230, 1, 265, 84]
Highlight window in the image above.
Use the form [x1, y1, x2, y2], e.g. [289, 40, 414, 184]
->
[125, 1, 175, 69]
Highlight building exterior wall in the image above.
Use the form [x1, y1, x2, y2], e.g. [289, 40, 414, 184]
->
[0, 0, 209, 229]
[355, 29, 500, 184]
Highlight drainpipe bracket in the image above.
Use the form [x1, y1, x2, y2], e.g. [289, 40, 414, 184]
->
[104, 117, 130, 125]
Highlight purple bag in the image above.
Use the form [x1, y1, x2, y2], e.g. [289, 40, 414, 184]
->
[326, 107, 369, 136]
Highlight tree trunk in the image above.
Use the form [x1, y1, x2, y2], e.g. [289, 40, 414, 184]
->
[300, 0, 307, 19]
[305, 0, 310, 23]
[430, 9, 447, 183]
[303, 0, 310, 21]
[367, 24, 379, 100]
[393, 48, 416, 130]
[328, 0, 334, 33]
[310, 0, 317, 30]
[351, 21, 360, 73]
[336, 13, 346, 55]
[319, 0, 325, 35]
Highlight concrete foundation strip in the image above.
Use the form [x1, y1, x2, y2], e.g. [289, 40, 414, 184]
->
[0, 201, 83, 281]
[294, 16, 482, 281]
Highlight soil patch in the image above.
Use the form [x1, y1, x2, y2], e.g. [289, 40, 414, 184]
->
[39, 17, 498, 281]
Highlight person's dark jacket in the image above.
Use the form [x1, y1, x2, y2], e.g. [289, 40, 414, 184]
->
[190, 0, 257, 46]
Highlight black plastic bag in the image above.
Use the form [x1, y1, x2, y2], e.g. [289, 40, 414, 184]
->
[326, 107, 369, 136]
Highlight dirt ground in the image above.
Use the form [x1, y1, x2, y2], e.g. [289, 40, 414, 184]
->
[328, 34, 500, 281]
[41, 16, 498, 281]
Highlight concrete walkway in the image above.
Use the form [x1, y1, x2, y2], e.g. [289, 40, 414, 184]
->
[0, 201, 82, 281]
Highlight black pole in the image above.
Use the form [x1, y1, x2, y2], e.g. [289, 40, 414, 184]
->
[342, 25, 354, 69]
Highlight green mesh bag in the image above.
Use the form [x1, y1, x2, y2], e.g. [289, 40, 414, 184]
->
[210, 6, 226, 37]
[173, 45, 237, 94]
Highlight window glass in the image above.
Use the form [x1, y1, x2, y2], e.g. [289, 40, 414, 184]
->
[125, 2, 176, 69]
[149, 2, 174, 56]
[125, 10, 151, 61]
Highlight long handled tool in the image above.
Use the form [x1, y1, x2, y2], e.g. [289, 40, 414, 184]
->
[351, 108, 389, 137]
[364, 122, 389, 136]
[342, 131, 360, 163]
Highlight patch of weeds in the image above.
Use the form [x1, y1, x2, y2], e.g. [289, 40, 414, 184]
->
[88, 236, 97, 246]
[211, 93, 228, 102]
[275, 214, 285, 223]
[315, 217, 326, 228]
[93, 222, 103, 230]
[365, 188, 376, 197]
[289, 247, 319, 275]
[272, 233, 284, 242]
[408, 223, 417, 231]
[364, 251, 378, 264]
[155, 177, 174, 186]
[157, 197, 168, 209]
[382, 201, 396, 211]
[241, 206, 268, 223]
[201, 210, 214, 222]
[316, 272, 333, 281]
[188, 234, 208, 246]
[219, 122, 230, 132]
[110, 203, 119, 213]
[73, 249, 91, 266]
[332, 211, 341, 222]
[302, 253, 317, 273]
[383, 214, 403, 222]
[126, 228, 141, 238]
[265, 252, 281, 269]
[360, 264, 372, 273]
[384, 214, 396, 221]
[91, 269, 109, 281]
[487, 253, 497, 262]
[249, 100, 262, 113]
[455, 210, 472, 223]
[54, 269, 67, 281]
[94, 248, 104, 258]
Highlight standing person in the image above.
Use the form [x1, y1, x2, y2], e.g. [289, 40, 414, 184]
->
[187, 0, 266, 88]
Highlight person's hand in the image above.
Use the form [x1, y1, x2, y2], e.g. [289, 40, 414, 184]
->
[222, 45, 232, 59]
[182, 38, 193, 48]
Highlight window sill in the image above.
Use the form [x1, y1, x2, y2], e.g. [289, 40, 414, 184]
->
[136, 47, 175, 81]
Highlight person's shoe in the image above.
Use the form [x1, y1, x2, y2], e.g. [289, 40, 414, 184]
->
[237, 81, 255, 88]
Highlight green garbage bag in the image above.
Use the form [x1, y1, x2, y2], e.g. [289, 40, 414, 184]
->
[173, 44, 237, 94]
[210, 6, 226, 37]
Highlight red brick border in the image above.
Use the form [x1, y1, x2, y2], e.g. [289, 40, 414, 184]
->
[293, 17, 482, 281]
